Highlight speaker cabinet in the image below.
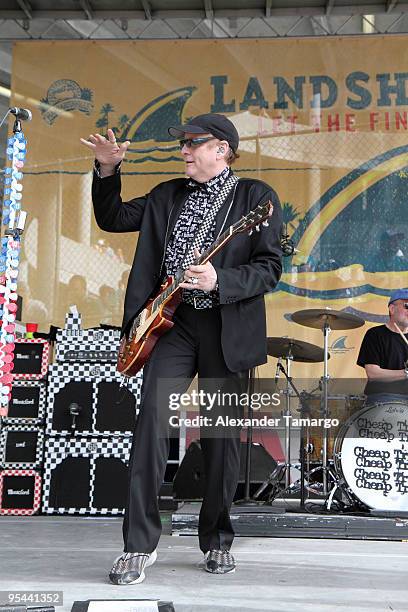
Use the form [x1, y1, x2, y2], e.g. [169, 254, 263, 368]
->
[46, 363, 143, 436]
[13, 339, 49, 380]
[42, 436, 132, 515]
[0, 469, 42, 515]
[0, 425, 44, 469]
[1, 382, 46, 425]
[173, 440, 277, 500]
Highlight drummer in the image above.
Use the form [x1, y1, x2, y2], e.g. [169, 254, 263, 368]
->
[357, 288, 408, 400]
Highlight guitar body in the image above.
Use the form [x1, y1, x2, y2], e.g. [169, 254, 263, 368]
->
[117, 278, 182, 377]
[116, 200, 273, 378]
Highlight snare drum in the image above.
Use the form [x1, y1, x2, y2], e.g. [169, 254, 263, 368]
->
[333, 399, 408, 511]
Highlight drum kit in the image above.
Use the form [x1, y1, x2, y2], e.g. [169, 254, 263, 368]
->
[263, 307, 408, 514]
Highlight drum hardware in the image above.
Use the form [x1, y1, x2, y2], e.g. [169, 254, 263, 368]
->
[263, 337, 326, 508]
[252, 462, 287, 502]
[291, 308, 365, 495]
[326, 463, 357, 511]
[262, 370, 311, 509]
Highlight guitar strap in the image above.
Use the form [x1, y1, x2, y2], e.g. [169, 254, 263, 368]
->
[181, 173, 239, 269]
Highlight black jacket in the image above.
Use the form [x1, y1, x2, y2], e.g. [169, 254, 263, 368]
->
[92, 171, 283, 372]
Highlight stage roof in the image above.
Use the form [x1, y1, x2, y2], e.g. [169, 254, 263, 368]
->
[0, 1, 407, 40]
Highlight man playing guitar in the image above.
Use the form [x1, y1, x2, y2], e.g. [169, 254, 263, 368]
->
[81, 113, 283, 584]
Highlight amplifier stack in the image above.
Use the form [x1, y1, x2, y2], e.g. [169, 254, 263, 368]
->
[1, 313, 181, 516]
[42, 321, 143, 515]
[0, 339, 48, 515]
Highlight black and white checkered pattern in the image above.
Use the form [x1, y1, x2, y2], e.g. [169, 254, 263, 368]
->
[46, 362, 143, 436]
[42, 435, 132, 515]
[182, 173, 239, 268]
[0, 425, 44, 469]
[55, 328, 121, 362]
[165, 169, 229, 276]
[1, 382, 47, 425]
[165, 169, 238, 309]
[181, 173, 238, 309]
[64, 310, 82, 334]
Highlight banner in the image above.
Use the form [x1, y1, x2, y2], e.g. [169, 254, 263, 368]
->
[10, 37, 408, 377]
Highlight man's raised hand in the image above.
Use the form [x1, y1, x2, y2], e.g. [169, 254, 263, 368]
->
[80, 128, 130, 176]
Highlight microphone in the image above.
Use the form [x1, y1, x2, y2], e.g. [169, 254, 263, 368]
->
[274, 358, 282, 385]
[9, 107, 32, 121]
[69, 402, 82, 431]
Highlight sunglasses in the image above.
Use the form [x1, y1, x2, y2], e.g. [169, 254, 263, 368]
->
[179, 136, 215, 149]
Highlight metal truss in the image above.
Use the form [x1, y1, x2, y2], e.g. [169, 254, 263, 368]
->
[0, 1, 408, 40]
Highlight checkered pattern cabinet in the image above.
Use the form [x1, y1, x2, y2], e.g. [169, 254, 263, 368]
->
[42, 436, 131, 515]
[0, 424, 44, 469]
[46, 362, 143, 436]
[42, 324, 180, 515]
[55, 328, 121, 363]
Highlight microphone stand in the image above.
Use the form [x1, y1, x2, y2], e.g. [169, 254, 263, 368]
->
[234, 367, 260, 506]
[234, 367, 282, 510]
[0, 110, 28, 418]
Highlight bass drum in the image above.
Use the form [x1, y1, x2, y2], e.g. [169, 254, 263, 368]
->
[333, 400, 408, 511]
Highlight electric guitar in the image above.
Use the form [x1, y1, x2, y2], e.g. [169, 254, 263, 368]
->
[117, 200, 273, 377]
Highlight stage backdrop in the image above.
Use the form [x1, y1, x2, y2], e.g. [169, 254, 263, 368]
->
[9, 37, 408, 378]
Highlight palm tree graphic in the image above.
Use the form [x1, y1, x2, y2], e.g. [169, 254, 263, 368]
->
[282, 202, 299, 232]
[96, 103, 114, 130]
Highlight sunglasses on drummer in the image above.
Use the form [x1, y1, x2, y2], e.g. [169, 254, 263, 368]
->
[179, 136, 216, 149]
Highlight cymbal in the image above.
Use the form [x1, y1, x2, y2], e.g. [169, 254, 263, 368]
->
[267, 337, 327, 363]
[291, 308, 364, 330]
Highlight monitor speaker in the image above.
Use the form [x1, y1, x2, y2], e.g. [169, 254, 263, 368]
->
[173, 439, 277, 500]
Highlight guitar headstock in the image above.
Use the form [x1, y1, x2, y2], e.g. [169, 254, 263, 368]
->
[233, 200, 273, 236]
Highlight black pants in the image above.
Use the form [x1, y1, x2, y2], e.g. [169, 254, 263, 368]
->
[122, 303, 248, 554]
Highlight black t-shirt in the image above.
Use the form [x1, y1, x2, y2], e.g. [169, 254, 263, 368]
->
[357, 324, 408, 395]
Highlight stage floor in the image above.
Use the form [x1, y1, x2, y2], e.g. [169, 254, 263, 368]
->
[0, 515, 408, 612]
[172, 502, 408, 541]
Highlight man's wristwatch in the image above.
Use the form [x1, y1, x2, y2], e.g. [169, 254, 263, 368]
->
[404, 367, 408, 379]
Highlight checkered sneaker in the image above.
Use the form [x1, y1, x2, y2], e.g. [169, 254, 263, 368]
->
[204, 549, 236, 574]
[109, 550, 157, 585]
